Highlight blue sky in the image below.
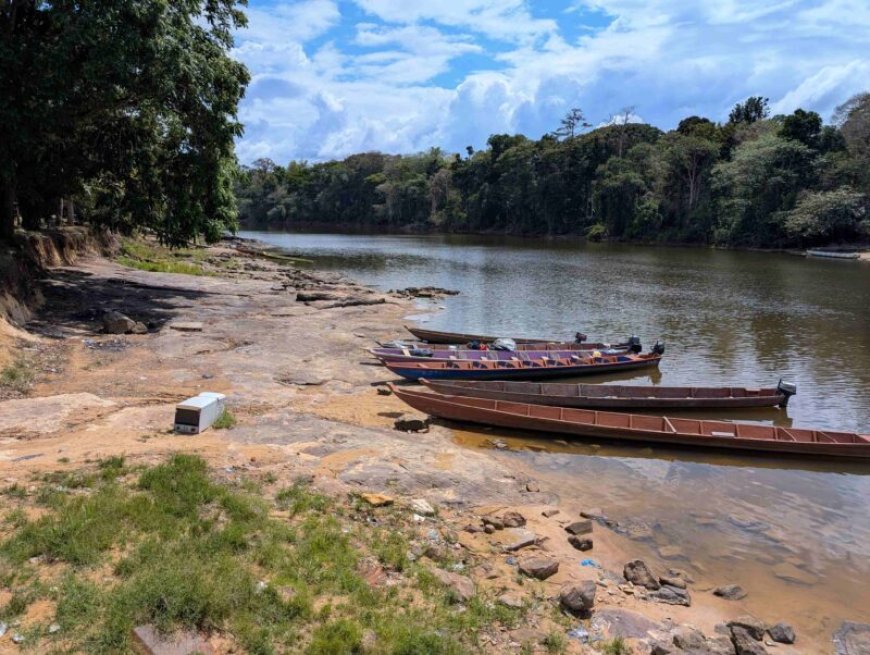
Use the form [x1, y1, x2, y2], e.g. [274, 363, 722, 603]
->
[232, 0, 870, 164]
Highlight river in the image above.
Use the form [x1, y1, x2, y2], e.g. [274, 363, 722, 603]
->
[242, 230, 870, 644]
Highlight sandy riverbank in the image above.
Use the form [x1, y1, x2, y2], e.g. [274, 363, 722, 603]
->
[0, 240, 856, 654]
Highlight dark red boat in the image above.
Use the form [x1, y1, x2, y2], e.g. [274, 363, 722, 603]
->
[389, 385, 870, 459]
[405, 325, 588, 345]
[419, 379, 797, 409]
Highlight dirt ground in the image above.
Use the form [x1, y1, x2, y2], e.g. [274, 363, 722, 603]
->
[0, 244, 820, 654]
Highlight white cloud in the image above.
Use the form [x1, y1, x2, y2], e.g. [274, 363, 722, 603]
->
[233, 0, 870, 164]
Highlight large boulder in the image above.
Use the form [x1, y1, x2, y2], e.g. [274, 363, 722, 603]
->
[102, 310, 138, 334]
[671, 625, 706, 651]
[430, 568, 475, 602]
[559, 581, 596, 614]
[833, 621, 870, 655]
[650, 585, 691, 606]
[713, 584, 747, 600]
[624, 559, 660, 590]
[727, 616, 765, 641]
[767, 622, 795, 644]
[731, 626, 767, 655]
[518, 556, 559, 580]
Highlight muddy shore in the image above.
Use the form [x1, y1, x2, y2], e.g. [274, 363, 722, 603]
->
[0, 239, 860, 654]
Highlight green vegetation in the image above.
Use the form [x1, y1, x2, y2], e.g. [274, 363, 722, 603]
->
[0, 1, 249, 245]
[115, 239, 211, 276]
[598, 636, 631, 654]
[0, 454, 527, 653]
[212, 408, 237, 430]
[1, 354, 35, 394]
[236, 94, 870, 249]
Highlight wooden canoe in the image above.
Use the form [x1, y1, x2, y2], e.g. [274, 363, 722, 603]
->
[370, 346, 629, 364]
[389, 385, 870, 459]
[377, 341, 626, 352]
[405, 325, 587, 345]
[384, 352, 661, 381]
[420, 379, 796, 409]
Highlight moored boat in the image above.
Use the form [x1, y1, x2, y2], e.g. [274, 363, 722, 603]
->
[377, 340, 628, 353]
[389, 385, 870, 459]
[384, 350, 663, 381]
[420, 379, 797, 409]
[370, 346, 629, 364]
[405, 325, 588, 345]
[806, 249, 860, 260]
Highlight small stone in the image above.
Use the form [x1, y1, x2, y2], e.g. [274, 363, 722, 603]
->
[580, 508, 605, 520]
[525, 481, 540, 492]
[728, 616, 765, 641]
[624, 560, 660, 590]
[0, 622, 7, 638]
[731, 626, 768, 655]
[568, 535, 593, 551]
[12, 633, 24, 644]
[131, 625, 215, 655]
[255, 580, 268, 593]
[47, 622, 61, 635]
[542, 508, 560, 518]
[559, 580, 596, 614]
[659, 575, 686, 589]
[767, 622, 795, 644]
[708, 635, 738, 655]
[564, 519, 593, 536]
[650, 585, 691, 606]
[431, 568, 475, 602]
[360, 492, 394, 507]
[394, 416, 429, 432]
[833, 621, 870, 655]
[409, 498, 435, 516]
[484, 524, 495, 534]
[169, 321, 204, 332]
[376, 387, 392, 396]
[482, 516, 505, 530]
[672, 624, 706, 651]
[463, 523, 482, 533]
[714, 584, 747, 600]
[497, 592, 525, 609]
[503, 528, 537, 552]
[501, 511, 526, 528]
[518, 556, 559, 580]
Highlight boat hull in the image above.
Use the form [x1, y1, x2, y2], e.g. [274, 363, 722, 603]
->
[390, 386, 870, 459]
[371, 347, 628, 365]
[385, 354, 661, 381]
[406, 325, 578, 345]
[420, 380, 789, 409]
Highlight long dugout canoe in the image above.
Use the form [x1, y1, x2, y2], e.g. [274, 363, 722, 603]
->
[384, 352, 662, 381]
[420, 379, 797, 409]
[389, 385, 870, 459]
[370, 346, 629, 364]
[378, 341, 628, 352]
[405, 325, 588, 345]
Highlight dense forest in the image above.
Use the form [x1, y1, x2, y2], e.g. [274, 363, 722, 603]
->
[236, 95, 870, 248]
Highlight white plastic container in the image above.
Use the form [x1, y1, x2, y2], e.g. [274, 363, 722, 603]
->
[174, 392, 226, 434]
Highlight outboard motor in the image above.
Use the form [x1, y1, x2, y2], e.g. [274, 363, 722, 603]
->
[575, 332, 588, 343]
[777, 379, 797, 408]
[492, 338, 517, 352]
[467, 340, 482, 350]
[652, 341, 666, 356]
[628, 335, 642, 354]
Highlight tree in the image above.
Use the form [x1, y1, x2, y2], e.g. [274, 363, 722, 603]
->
[552, 108, 591, 140]
[0, 0, 250, 244]
[610, 106, 637, 157]
[728, 96, 770, 124]
[780, 109, 822, 148]
[783, 187, 868, 243]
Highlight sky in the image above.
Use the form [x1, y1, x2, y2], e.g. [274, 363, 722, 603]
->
[232, 0, 870, 164]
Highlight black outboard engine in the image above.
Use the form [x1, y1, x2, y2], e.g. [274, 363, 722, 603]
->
[777, 379, 797, 408]
[652, 341, 665, 356]
[575, 332, 587, 343]
[628, 335, 642, 354]
[467, 340, 482, 350]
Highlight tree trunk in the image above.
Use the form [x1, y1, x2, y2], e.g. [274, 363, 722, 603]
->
[0, 179, 16, 241]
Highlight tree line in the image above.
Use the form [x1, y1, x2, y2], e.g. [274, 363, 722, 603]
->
[1, 0, 249, 246]
[236, 95, 870, 248]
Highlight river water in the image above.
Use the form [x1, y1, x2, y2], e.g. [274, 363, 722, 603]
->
[242, 231, 870, 643]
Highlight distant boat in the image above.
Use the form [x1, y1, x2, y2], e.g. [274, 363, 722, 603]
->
[405, 325, 590, 345]
[383, 351, 662, 381]
[806, 249, 860, 260]
[389, 385, 870, 459]
[420, 379, 797, 409]
[370, 346, 629, 364]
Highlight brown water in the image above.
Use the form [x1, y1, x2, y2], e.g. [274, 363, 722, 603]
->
[244, 231, 870, 643]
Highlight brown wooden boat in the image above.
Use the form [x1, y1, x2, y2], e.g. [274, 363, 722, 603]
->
[389, 385, 870, 459]
[378, 341, 625, 352]
[405, 325, 588, 345]
[420, 379, 797, 409]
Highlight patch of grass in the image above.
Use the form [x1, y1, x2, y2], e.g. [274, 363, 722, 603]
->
[1, 355, 35, 393]
[212, 408, 237, 430]
[116, 238, 211, 276]
[544, 630, 567, 654]
[598, 636, 631, 654]
[0, 454, 528, 654]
